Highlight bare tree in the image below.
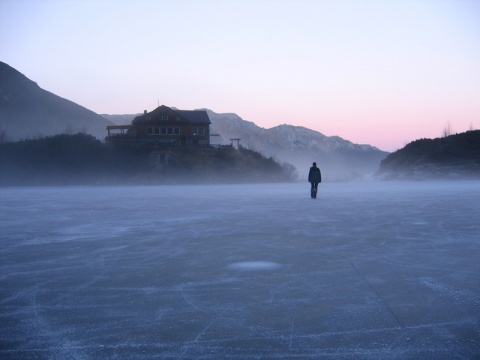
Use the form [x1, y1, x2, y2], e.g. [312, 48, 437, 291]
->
[442, 121, 454, 137]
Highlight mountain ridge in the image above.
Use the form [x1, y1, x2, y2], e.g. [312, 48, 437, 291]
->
[1, 61, 387, 179]
[103, 109, 388, 179]
[0, 61, 113, 141]
[204, 109, 388, 179]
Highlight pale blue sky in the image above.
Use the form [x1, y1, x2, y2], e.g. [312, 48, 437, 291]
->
[1, 0, 479, 151]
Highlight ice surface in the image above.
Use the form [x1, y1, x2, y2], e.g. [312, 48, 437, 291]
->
[1, 181, 479, 359]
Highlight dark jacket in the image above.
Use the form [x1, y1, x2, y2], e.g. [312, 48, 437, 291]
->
[308, 166, 322, 183]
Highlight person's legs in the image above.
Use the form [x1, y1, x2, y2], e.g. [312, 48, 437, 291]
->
[312, 182, 318, 198]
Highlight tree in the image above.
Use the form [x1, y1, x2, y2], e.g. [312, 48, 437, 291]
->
[442, 121, 454, 137]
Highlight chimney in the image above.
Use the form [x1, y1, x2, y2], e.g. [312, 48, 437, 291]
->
[144, 110, 147, 114]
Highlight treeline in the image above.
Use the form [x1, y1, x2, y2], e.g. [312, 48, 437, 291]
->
[378, 130, 480, 179]
[0, 133, 297, 185]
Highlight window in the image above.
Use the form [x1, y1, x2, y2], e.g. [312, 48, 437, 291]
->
[193, 127, 205, 136]
[149, 127, 181, 136]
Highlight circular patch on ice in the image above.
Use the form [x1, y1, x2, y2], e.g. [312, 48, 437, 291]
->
[227, 261, 282, 271]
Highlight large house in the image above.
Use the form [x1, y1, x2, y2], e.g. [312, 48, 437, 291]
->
[106, 105, 211, 147]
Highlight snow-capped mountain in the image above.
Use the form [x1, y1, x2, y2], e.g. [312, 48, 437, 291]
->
[206, 110, 388, 179]
[103, 109, 388, 179]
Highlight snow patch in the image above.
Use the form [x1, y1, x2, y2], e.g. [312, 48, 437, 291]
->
[227, 261, 282, 271]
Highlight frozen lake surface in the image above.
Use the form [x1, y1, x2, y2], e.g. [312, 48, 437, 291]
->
[1, 181, 479, 359]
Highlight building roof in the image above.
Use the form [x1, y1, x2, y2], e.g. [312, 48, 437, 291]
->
[132, 105, 210, 125]
[176, 110, 211, 124]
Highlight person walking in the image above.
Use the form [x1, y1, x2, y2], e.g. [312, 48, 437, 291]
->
[308, 162, 322, 199]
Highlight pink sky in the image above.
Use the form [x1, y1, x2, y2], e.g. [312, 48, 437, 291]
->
[2, 0, 479, 152]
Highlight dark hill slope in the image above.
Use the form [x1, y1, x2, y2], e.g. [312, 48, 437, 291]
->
[0, 61, 113, 141]
[378, 130, 480, 179]
[0, 133, 295, 185]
